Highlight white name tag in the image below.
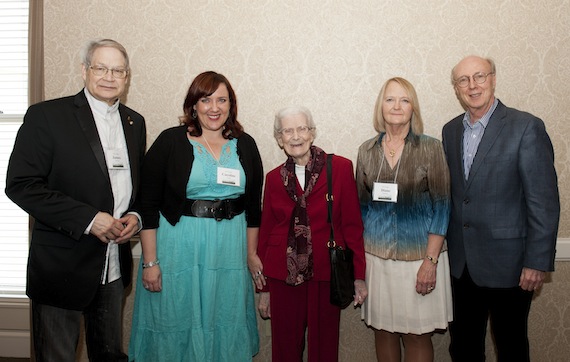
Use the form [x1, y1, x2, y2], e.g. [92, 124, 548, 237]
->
[217, 167, 241, 186]
[108, 148, 130, 170]
[372, 182, 398, 203]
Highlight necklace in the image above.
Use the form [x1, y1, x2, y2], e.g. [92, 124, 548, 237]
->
[384, 137, 404, 158]
[202, 134, 220, 162]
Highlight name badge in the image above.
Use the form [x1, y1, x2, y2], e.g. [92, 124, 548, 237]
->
[217, 167, 241, 186]
[372, 182, 398, 203]
[108, 148, 130, 170]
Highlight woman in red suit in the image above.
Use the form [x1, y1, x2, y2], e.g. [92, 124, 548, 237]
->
[256, 105, 368, 362]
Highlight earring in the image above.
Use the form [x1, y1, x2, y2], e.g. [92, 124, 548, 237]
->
[192, 110, 197, 119]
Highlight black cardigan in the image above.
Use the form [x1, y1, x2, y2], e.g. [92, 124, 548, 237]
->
[137, 125, 263, 229]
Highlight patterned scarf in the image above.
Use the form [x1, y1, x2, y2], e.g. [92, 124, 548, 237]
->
[280, 146, 326, 285]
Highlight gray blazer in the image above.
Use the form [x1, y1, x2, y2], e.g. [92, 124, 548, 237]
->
[442, 100, 559, 288]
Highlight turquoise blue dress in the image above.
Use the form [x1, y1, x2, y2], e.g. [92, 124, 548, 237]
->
[129, 139, 259, 362]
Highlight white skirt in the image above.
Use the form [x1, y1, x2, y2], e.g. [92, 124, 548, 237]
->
[361, 251, 453, 335]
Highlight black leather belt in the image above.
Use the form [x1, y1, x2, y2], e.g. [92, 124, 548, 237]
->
[182, 197, 245, 221]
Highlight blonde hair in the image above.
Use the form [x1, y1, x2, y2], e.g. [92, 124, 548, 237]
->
[372, 77, 423, 135]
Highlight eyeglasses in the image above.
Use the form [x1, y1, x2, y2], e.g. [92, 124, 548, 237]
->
[454, 72, 494, 88]
[279, 125, 313, 137]
[89, 66, 128, 79]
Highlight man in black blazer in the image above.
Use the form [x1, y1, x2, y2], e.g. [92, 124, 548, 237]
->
[442, 55, 559, 362]
[6, 39, 146, 362]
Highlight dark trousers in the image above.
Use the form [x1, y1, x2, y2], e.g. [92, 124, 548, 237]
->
[449, 268, 533, 362]
[268, 277, 341, 362]
[32, 278, 127, 362]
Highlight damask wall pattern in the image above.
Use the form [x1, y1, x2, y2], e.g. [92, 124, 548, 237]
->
[44, 0, 570, 360]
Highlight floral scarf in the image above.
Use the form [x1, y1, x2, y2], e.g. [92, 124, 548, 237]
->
[280, 146, 326, 285]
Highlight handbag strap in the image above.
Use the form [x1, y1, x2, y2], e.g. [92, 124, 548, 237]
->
[326, 154, 335, 247]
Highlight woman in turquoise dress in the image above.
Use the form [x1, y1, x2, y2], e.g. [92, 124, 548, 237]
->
[129, 71, 264, 362]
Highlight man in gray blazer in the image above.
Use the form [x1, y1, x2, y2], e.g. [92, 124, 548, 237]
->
[6, 39, 146, 361]
[442, 55, 559, 362]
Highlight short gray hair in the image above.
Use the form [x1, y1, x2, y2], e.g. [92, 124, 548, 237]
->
[81, 38, 130, 70]
[451, 56, 496, 85]
[273, 105, 317, 141]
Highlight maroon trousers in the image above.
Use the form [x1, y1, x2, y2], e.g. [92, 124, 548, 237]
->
[268, 277, 341, 362]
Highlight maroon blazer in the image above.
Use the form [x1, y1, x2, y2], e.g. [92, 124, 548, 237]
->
[258, 154, 365, 284]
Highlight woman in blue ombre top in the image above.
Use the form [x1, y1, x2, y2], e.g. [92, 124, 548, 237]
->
[356, 77, 452, 362]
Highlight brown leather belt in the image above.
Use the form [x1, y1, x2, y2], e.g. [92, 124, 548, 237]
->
[182, 197, 245, 221]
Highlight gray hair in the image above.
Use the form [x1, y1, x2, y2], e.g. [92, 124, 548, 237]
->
[81, 38, 130, 70]
[273, 105, 317, 141]
[451, 56, 496, 85]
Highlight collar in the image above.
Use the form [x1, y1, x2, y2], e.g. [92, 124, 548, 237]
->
[84, 88, 120, 119]
[462, 98, 499, 129]
[368, 129, 419, 150]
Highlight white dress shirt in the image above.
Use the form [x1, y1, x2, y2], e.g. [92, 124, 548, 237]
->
[85, 89, 133, 284]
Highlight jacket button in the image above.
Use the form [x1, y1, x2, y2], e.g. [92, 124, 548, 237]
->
[463, 198, 469, 204]
[463, 223, 469, 229]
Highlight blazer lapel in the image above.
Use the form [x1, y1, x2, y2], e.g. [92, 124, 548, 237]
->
[74, 92, 109, 180]
[119, 106, 139, 203]
[446, 118, 467, 188]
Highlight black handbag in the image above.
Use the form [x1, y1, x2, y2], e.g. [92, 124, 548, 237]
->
[326, 154, 355, 309]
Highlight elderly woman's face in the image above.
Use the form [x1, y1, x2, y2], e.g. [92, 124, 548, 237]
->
[382, 81, 413, 128]
[277, 113, 314, 166]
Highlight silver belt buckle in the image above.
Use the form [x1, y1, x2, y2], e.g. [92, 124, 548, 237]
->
[190, 200, 209, 218]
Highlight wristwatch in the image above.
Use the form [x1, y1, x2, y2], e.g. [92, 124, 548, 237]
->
[425, 255, 438, 265]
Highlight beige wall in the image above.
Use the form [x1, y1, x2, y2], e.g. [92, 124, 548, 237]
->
[44, 0, 570, 360]
[44, 2, 570, 233]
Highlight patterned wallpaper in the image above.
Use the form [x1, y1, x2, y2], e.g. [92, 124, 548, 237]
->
[45, 0, 570, 360]
[44, 0, 570, 235]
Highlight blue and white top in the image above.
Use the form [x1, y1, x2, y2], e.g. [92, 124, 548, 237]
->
[356, 131, 451, 261]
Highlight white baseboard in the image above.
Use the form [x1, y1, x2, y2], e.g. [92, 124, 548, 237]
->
[0, 330, 30, 358]
[555, 238, 570, 260]
[0, 297, 30, 358]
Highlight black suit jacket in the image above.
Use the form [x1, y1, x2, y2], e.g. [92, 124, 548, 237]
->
[5, 90, 146, 310]
[442, 100, 559, 288]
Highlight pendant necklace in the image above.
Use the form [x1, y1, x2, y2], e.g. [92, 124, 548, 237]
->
[384, 137, 404, 159]
[202, 134, 221, 163]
